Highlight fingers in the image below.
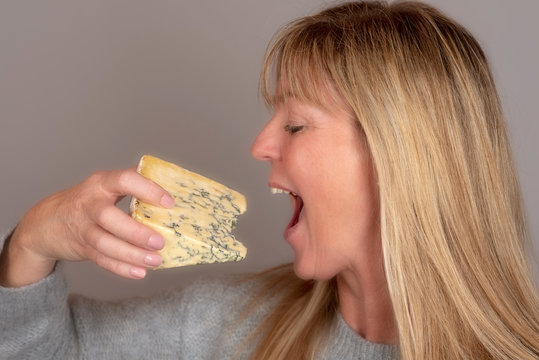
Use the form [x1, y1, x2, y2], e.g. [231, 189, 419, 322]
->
[92, 205, 165, 251]
[81, 167, 171, 279]
[85, 225, 162, 279]
[99, 168, 174, 208]
[67, 167, 174, 279]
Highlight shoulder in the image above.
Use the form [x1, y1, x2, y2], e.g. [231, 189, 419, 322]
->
[179, 273, 268, 323]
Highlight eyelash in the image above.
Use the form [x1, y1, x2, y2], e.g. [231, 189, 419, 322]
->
[284, 124, 304, 134]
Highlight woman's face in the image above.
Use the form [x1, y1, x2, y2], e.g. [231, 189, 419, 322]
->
[251, 93, 380, 280]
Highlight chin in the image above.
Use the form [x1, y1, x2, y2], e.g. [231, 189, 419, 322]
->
[292, 262, 312, 280]
[292, 257, 335, 281]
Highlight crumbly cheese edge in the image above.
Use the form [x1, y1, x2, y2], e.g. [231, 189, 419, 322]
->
[138, 155, 246, 213]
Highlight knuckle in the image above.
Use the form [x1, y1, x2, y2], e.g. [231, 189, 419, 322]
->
[95, 253, 121, 275]
[92, 233, 108, 252]
[137, 175, 161, 200]
[89, 171, 106, 184]
[145, 181, 160, 196]
[110, 261, 123, 275]
[95, 206, 112, 227]
[117, 171, 133, 191]
[94, 252, 109, 268]
[75, 172, 108, 208]
[127, 248, 142, 264]
[130, 224, 149, 244]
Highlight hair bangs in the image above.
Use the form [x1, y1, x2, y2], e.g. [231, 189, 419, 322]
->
[261, 18, 345, 111]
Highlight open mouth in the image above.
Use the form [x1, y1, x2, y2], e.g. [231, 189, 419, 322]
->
[270, 187, 304, 231]
[287, 193, 303, 229]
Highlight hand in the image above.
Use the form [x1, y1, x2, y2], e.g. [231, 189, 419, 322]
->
[0, 167, 174, 287]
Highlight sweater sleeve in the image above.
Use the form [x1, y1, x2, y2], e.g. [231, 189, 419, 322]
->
[69, 276, 260, 359]
[0, 229, 78, 359]
[69, 284, 189, 359]
[0, 230, 187, 359]
[0, 270, 194, 359]
[0, 269, 76, 359]
[0, 230, 259, 359]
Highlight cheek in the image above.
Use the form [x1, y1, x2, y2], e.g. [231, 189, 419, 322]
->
[283, 141, 324, 192]
[314, 154, 378, 246]
[287, 139, 320, 167]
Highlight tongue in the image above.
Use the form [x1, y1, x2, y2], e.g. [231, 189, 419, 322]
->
[287, 195, 303, 228]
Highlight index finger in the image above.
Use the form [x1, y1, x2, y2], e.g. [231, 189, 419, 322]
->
[102, 168, 174, 208]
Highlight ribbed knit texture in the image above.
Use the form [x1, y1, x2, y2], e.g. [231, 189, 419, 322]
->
[0, 234, 399, 359]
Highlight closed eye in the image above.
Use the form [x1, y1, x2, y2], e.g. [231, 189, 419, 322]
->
[284, 124, 304, 134]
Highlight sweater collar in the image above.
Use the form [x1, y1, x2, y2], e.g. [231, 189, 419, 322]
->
[323, 311, 399, 359]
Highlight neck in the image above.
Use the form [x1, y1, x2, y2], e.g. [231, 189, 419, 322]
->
[336, 252, 398, 345]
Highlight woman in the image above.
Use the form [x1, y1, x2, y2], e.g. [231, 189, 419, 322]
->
[1, 1, 538, 359]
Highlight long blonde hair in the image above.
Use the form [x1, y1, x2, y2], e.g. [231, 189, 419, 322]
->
[248, 1, 539, 359]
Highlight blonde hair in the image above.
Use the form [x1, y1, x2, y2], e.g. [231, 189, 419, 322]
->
[249, 1, 539, 359]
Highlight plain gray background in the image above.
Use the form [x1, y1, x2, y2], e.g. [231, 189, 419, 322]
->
[1, 0, 537, 300]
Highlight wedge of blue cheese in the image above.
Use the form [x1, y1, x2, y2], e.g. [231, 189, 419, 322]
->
[130, 155, 247, 269]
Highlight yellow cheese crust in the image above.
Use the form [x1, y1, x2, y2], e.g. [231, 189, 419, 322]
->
[130, 155, 247, 269]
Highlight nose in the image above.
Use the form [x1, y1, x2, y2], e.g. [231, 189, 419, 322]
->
[251, 118, 281, 162]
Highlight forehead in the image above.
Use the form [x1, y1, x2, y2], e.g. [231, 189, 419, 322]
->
[273, 80, 354, 119]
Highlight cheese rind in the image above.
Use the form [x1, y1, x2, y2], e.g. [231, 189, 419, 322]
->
[130, 155, 247, 269]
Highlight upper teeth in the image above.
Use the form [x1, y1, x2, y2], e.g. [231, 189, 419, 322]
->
[270, 187, 290, 195]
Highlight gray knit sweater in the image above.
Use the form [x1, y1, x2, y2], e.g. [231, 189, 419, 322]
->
[0, 238, 398, 359]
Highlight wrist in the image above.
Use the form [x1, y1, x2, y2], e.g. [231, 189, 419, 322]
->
[0, 226, 56, 288]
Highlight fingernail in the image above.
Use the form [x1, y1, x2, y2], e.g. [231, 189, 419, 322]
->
[130, 267, 146, 278]
[160, 193, 175, 208]
[148, 234, 165, 250]
[144, 254, 162, 267]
